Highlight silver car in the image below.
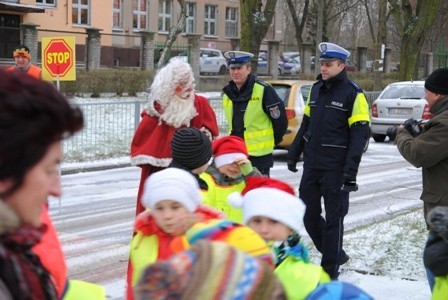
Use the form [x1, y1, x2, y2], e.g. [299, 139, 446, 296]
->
[370, 81, 430, 142]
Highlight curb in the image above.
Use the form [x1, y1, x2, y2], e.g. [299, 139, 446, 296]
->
[61, 162, 132, 175]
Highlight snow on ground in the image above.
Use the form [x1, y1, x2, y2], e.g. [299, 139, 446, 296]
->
[61, 92, 433, 299]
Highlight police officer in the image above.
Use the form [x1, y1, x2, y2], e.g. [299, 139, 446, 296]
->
[222, 50, 287, 176]
[286, 42, 370, 279]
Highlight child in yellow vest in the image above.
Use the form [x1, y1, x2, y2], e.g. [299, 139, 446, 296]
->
[230, 176, 331, 300]
[126, 168, 223, 300]
[200, 135, 261, 223]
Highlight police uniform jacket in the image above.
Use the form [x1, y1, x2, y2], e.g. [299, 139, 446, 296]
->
[288, 69, 370, 175]
[396, 96, 448, 218]
[223, 73, 287, 169]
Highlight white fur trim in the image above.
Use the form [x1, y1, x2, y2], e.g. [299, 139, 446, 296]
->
[131, 155, 172, 167]
[241, 188, 305, 233]
[214, 153, 247, 169]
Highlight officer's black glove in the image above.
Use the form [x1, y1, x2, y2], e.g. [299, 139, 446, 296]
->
[403, 118, 422, 137]
[342, 173, 358, 192]
[287, 160, 298, 173]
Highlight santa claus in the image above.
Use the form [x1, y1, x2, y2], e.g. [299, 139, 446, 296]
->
[131, 59, 219, 215]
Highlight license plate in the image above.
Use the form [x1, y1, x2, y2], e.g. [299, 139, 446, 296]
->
[389, 108, 412, 115]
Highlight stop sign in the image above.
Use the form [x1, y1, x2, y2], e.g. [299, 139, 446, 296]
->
[43, 39, 74, 77]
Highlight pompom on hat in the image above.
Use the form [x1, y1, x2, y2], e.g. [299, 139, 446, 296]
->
[141, 168, 202, 212]
[171, 127, 212, 170]
[425, 68, 448, 95]
[229, 176, 305, 233]
[212, 135, 248, 169]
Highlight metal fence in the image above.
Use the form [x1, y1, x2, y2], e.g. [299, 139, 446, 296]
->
[64, 92, 380, 162]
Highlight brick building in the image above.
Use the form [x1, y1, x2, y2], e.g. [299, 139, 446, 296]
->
[0, 0, 283, 68]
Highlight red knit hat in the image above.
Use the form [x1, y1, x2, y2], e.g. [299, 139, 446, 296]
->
[212, 135, 248, 168]
[229, 177, 305, 233]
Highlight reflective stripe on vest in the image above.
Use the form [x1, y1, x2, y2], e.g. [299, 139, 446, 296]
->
[223, 83, 274, 156]
[348, 93, 370, 126]
[129, 234, 159, 286]
[304, 90, 370, 126]
[62, 280, 105, 300]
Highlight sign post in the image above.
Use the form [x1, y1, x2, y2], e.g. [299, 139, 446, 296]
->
[42, 36, 76, 88]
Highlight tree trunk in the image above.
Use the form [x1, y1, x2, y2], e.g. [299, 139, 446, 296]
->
[389, 0, 441, 80]
[240, 0, 278, 74]
[157, 0, 187, 69]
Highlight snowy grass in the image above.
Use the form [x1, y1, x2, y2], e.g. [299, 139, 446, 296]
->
[306, 208, 427, 281]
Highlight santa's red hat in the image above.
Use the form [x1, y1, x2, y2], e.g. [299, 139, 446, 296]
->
[213, 136, 248, 168]
[229, 176, 305, 233]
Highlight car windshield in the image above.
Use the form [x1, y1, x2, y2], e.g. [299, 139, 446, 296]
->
[301, 85, 311, 102]
[379, 84, 425, 99]
[272, 85, 290, 104]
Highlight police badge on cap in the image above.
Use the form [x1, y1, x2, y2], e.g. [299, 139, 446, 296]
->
[319, 42, 350, 62]
[224, 51, 254, 68]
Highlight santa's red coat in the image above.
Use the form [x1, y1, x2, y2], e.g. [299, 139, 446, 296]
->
[130, 94, 219, 215]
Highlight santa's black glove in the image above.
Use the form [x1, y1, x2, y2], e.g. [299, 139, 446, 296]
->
[342, 173, 358, 192]
[287, 160, 298, 173]
[403, 118, 422, 137]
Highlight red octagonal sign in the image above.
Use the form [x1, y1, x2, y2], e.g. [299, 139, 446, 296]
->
[43, 39, 74, 77]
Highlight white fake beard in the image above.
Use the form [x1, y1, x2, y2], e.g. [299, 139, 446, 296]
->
[159, 93, 198, 128]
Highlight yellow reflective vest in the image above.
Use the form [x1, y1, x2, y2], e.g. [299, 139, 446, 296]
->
[275, 256, 331, 300]
[223, 83, 275, 156]
[129, 234, 159, 286]
[432, 275, 448, 300]
[200, 172, 245, 223]
[63, 280, 105, 300]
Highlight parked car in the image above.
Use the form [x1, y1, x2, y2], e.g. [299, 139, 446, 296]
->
[256, 56, 284, 76]
[281, 51, 300, 62]
[266, 80, 315, 150]
[370, 81, 430, 142]
[279, 57, 301, 75]
[345, 60, 358, 72]
[199, 48, 228, 75]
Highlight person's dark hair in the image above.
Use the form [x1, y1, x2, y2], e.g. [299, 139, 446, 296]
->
[0, 71, 84, 197]
[14, 44, 30, 53]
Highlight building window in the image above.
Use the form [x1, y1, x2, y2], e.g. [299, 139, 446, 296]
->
[158, 0, 172, 32]
[113, 0, 122, 29]
[184, 2, 196, 34]
[225, 7, 238, 37]
[133, 0, 149, 30]
[72, 0, 89, 25]
[204, 5, 216, 36]
[36, 0, 56, 6]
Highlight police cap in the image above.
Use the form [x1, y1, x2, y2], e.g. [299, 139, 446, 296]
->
[223, 51, 254, 68]
[319, 42, 350, 62]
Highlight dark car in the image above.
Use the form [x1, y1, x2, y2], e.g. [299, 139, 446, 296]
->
[345, 60, 358, 72]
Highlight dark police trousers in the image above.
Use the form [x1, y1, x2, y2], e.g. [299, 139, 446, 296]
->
[299, 167, 349, 279]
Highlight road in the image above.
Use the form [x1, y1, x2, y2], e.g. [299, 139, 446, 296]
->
[51, 139, 422, 299]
